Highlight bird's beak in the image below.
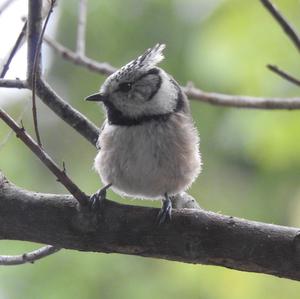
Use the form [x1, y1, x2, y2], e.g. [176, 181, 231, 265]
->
[84, 92, 108, 102]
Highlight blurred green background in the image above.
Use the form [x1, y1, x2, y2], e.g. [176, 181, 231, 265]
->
[1, 0, 300, 298]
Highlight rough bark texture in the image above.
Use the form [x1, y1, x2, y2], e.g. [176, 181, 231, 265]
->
[1, 174, 300, 281]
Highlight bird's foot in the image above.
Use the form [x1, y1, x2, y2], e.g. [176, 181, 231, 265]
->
[156, 193, 172, 225]
[88, 183, 112, 211]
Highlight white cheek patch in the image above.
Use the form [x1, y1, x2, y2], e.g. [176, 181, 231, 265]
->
[108, 70, 179, 118]
[143, 72, 178, 115]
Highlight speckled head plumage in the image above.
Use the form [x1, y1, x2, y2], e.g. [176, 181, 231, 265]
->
[112, 43, 166, 82]
[85, 43, 186, 125]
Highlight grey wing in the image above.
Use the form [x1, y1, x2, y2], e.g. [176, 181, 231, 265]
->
[96, 119, 107, 150]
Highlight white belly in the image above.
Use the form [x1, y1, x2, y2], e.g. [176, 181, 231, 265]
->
[94, 113, 201, 199]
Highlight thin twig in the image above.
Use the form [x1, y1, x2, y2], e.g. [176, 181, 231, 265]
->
[76, 0, 88, 57]
[28, 0, 43, 146]
[31, 0, 56, 147]
[0, 245, 60, 266]
[267, 64, 300, 87]
[0, 108, 88, 205]
[44, 36, 117, 75]
[0, 0, 16, 16]
[260, 0, 300, 52]
[0, 21, 27, 79]
[44, 37, 300, 110]
[0, 101, 29, 151]
[183, 85, 300, 110]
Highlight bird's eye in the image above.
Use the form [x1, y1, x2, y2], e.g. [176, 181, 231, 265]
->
[119, 82, 132, 92]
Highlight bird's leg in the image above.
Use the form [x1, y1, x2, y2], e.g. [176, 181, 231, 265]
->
[157, 193, 172, 225]
[88, 183, 112, 210]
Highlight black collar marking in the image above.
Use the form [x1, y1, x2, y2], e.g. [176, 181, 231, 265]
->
[105, 75, 184, 126]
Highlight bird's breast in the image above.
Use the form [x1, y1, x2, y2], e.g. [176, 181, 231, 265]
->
[94, 113, 201, 199]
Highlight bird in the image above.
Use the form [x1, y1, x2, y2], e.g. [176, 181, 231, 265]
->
[85, 44, 201, 224]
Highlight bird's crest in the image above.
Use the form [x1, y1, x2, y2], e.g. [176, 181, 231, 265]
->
[113, 44, 166, 81]
[136, 43, 165, 70]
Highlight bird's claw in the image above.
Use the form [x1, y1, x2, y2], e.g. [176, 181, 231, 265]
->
[88, 189, 106, 211]
[156, 194, 172, 225]
[88, 183, 112, 211]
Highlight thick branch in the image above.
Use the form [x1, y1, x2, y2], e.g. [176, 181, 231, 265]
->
[0, 174, 300, 280]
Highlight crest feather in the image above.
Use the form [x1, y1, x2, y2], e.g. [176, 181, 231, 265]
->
[113, 44, 166, 81]
[137, 43, 166, 69]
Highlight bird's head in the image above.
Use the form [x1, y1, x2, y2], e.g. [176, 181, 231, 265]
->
[85, 44, 182, 125]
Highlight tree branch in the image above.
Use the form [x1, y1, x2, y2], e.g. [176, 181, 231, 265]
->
[0, 101, 29, 151]
[0, 77, 98, 146]
[1, 173, 300, 280]
[183, 85, 300, 110]
[0, 108, 88, 205]
[260, 0, 300, 53]
[76, 0, 88, 57]
[44, 37, 300, 110]
[0, 0, 15, 16]
[27, 0, 43, 83]
[35, 79, 99, 146]
[31, 0, 56, 147]
[44, 36, 117, 75]
[0, 79, 28, 88]
[267, 64, 300, 87]
[0, 21, 27, 79]
[0, 245, 60, 266]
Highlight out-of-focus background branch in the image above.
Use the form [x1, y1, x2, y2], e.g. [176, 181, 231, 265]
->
[1, 0, 300, 298]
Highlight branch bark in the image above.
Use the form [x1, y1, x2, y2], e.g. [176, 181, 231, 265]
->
[1, 174, 300, 280]
[27, 0, 43, 83]
[0, 245, 60, 265]
[183, 86, 300, 110]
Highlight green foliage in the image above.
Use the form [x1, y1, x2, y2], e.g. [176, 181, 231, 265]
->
[1, 0, 300, 298]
